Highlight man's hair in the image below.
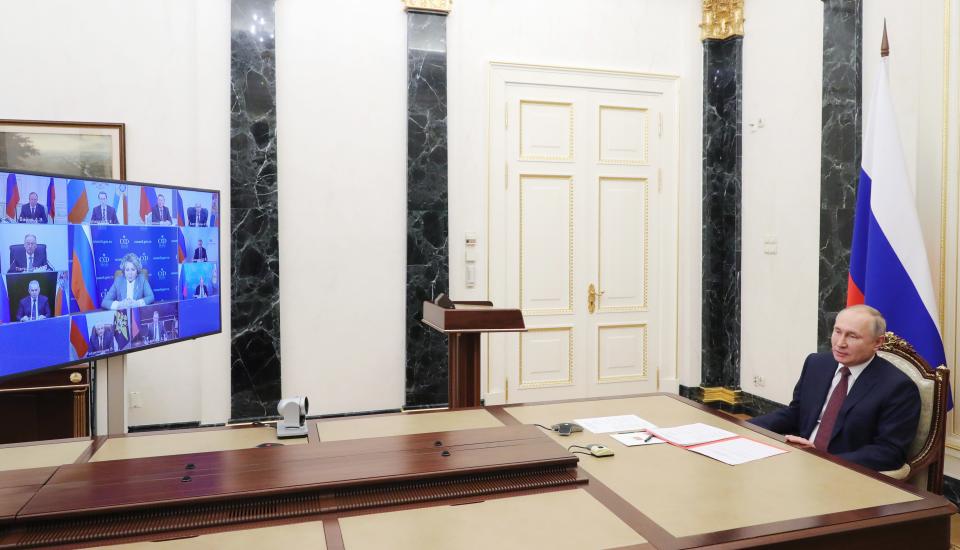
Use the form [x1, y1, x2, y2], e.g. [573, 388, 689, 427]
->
[843, 304, 887, 338]
[99, 192, 108, 199]
[24, 234, 36, 242]
[28, 280, 39, 290]
[28, 192, 37, 199]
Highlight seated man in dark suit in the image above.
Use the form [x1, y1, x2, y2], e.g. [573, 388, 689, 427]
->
[750, 305, 920, 471]
[17, 280, 51, 322]
[194, 275, 211, 298]
[8, 234, 53, 273]
[18, 192, 48, 224]
[89, 324, 115, 355]
[91, 191, 119, 224]
[187, 202, 208, 227]
[150, 193, 173, 225]
[193, 239, 208, 262]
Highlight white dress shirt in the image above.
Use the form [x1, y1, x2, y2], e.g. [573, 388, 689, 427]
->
[808, 355, 873, 442]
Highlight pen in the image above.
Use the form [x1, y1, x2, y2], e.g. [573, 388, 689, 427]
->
[640, 434, 654, 443]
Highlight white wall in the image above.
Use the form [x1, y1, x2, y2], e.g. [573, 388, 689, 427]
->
[0, 0, 232, 427]
[5, 1, 951, 427]
[446, 0, 704, 388]
[739, 1, 824, 404]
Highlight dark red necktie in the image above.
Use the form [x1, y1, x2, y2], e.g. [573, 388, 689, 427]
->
[813, 366, 851, 451]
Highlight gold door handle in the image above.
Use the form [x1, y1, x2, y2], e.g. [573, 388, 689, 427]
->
[588, 284, 605, 314]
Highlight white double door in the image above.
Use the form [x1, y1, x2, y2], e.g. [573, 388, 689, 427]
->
[487, 63, 679, 404]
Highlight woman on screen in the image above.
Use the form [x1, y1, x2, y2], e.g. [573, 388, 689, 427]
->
[101, 253, 155, 310]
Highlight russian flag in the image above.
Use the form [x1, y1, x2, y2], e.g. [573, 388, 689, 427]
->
[46, 178, 56, 223]
[70, 316, 89, 360]
[174, 190, 185, 227]
[55, 272, 67, 316]
[140, 186, 158, 223]
[69, 225, 98, 312]
[0, 276, 9, 324]
[5, 173, 19, 221]
[114, 186, 129, 225]
[847, 55, 947, 380]
[177, 228, 187, 264]
[67, 179, 89, 223]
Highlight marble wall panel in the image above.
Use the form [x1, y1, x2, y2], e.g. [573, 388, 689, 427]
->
[701, 37, 743, 389]
[405, 13, 449, 407]
[230, 0, 281, 420]
[818, 0, 862, 350]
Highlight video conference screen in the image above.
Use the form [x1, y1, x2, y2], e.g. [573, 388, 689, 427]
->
[0, 170, 221, 381]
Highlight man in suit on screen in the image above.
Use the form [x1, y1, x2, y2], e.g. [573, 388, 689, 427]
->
[194, 275, 211, 298]
[150, 194, 173, 225]
[8, 234, 53, 273]
[89, 324, 115, 355]
[187, 202, 208, 227]
[193, 239, 208, 262]
[17, 280, 50, 322]
[750, 305, 920, 471]
[91, 191, 119, 224]
[18, 192, 48, 224]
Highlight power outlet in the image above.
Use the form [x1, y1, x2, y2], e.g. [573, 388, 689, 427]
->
[753, 375, 765, 388]
[129, 391, 143, 408]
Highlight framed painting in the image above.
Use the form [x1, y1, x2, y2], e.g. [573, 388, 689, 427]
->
[0, 120, 126, 180]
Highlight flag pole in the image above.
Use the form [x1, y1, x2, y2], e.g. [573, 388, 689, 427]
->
[881, 19, 889, 58]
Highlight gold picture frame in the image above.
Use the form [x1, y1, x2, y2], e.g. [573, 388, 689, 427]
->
[0, 120, 126, 180]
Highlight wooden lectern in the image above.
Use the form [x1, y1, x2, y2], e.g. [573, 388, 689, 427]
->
[422, 300, 525, 409]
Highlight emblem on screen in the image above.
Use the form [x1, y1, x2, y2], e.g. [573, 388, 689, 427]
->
[99, 253, 111, 266]
[119, 234, 130, 248]
[157, 267, 167, 280]
[158, 235, 167, 248]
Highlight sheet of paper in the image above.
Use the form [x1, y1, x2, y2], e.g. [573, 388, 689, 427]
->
[649, 423, 736, 446]
[688, 437, 788, 465]
[572, 415, 657, 434]
[610, 432, 665, 447]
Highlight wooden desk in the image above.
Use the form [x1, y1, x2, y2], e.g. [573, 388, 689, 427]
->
[1, 394, 953, 549]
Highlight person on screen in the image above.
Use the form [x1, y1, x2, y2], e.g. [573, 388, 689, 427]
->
[749, 305, 920, 471]
[101, 253, 155, 310]
[91, 191, 119, 224]
[17, 280, 50, 322]
[193, 239, 208, 263]
[150, 194, 173, 225]
[8, 234, 53, 273]
[188, 202, 208, 227]
[194, 275, 210, 298]
[89, 324, 115, 355]
[148, 311, 164, 343]
[18, 192, 48, 224]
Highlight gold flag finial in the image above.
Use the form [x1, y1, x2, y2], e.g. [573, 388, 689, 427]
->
[881, 19, 890, 57]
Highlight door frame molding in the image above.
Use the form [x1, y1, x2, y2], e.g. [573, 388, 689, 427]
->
[485, 61, 681, 404]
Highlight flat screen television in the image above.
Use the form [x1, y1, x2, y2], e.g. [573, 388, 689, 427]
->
[0, 170, 222, 381]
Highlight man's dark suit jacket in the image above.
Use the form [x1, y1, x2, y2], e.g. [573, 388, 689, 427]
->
[8, 247, 50, 273]
[17, 295, 51, 320]
[193, 246, 207, 262]
[749, 352, 920, 471]
[89, 329, 115, 354]
[151, 205, 172, 224]
[19, 204, 47, 224]
[194, 284, 210, 298]
[187, 207, 208, 226]
[91, 204, 119, 224]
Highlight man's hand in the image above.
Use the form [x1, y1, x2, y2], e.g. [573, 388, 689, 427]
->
[20, 316, 28, 322]
[784, 435, 815, 448]
[37, 315, 46, 320]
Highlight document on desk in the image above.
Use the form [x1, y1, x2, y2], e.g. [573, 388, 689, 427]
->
[573, 414, 657, 434]
[649, 423, 737, 446]
[610, 431, 665, 447]
[688, 437, 788, 465]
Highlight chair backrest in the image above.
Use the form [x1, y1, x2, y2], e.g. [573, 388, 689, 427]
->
[876, 332, 949, 494]
[9, 243, 48, 265]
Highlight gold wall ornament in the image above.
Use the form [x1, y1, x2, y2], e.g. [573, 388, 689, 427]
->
[403, 0, 452, 14]
[700, 0, 745, 41]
